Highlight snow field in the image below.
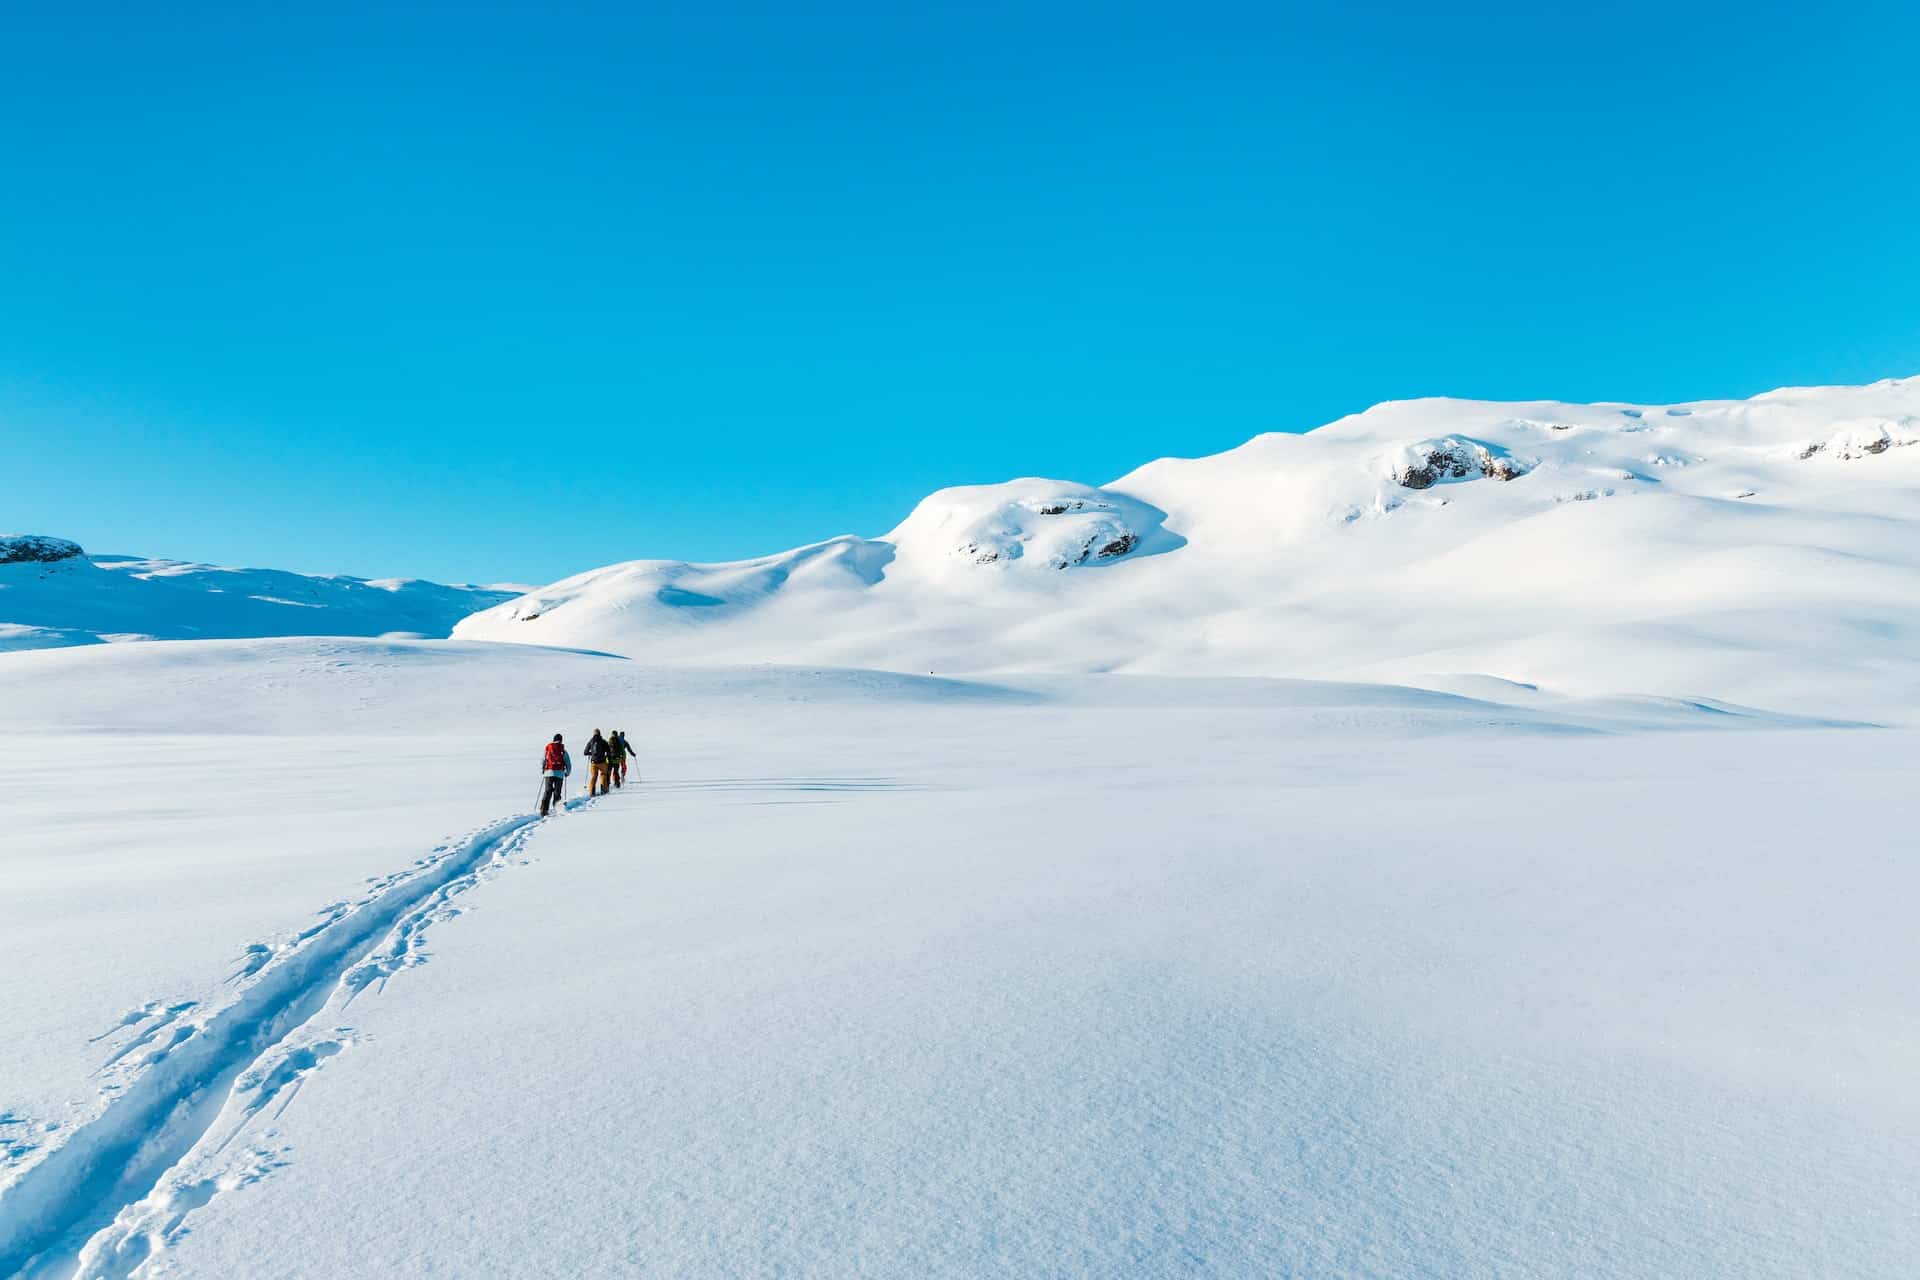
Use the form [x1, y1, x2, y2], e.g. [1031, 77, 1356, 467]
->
[1, 638, 1915, 1275]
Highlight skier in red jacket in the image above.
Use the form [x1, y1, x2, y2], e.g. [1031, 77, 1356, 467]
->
[539, 734, 571, 816]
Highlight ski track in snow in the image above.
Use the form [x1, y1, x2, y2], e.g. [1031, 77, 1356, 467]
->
[0, 797, 587, 1279]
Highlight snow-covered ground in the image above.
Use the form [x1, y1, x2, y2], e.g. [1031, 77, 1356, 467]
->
[6, 377, 1918, 1275]
[2, 638, 1914, 1277]
[458, 378, 1920, 721]
[0, 537, 518, 652]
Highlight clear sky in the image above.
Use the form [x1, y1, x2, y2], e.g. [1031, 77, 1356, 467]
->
[4, 1, 1916, 584]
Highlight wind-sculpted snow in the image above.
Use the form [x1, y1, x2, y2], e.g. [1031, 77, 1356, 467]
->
[883, 478, 1181, 573]
[458, 377, 1920, 720]
[487, 535, 893, 627]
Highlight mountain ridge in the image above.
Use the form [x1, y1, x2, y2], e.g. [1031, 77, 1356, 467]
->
[0, 538, 521, 652]
[9, 377, 1918, 717]
[454, 377, 1920, 717]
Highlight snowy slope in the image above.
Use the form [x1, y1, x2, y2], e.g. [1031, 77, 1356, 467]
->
[456, 378, 1920, 718]
[0, 536, 520, 651]
[7, 380, 1920, 1273]
[0, 638, 1914, 1277]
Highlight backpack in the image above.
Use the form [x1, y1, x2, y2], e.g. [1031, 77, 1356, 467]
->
[543, 742, 566, 772]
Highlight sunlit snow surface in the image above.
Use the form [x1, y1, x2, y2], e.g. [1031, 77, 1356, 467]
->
[459, 378, 1920, 722]
[0, 638, 1914, 1278]
[5, 378, 1920, 1275]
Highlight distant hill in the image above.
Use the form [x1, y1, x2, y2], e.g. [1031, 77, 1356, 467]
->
[455, 377, 1920, 717]
[0, 537, 520, 651]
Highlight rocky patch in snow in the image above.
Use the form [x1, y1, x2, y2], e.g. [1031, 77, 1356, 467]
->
[1389, 439, 1529, 489]
[0, 535, 85, 565]
[889, 480, 1175, 575]
[955, 504, 1139, 567]
[1796, 418, 1919, 462]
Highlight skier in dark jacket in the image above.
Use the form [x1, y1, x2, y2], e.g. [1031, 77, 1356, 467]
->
[539, 734, 571, 816]
[610, 729, 634, 788]
[583, 729, 611, 796]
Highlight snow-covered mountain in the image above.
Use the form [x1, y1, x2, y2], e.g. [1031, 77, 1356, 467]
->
[0, 536, 521, 652]
[457, 377, 1920, 717]
[8, 383, 1919, 1275]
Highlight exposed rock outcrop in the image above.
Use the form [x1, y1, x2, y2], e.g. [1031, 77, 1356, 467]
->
[0, 535, 85, 565]
[1391, 439, 1529, 489]
[879, 479, 1173, 575]
[1799, 419, 1917, 461]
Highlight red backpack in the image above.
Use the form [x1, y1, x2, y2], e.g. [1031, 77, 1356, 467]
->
[543, 742, 566, 771]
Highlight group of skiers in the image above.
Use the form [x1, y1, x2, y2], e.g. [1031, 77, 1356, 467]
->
[538, 727, 634, 817]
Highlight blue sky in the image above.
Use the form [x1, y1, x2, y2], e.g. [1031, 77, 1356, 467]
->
[4, 1, 1916, 584]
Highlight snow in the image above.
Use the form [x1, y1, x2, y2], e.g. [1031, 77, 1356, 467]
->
[5, 377, 1920, 1275]
[1, 637, 1915, 1277]
[456, 378, 1920, 721]
[0, 544, 517, 652]
[884, 478, 1181, 573]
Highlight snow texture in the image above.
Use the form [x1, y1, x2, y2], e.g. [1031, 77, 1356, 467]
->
[0, 638, 1914, 1277]
[4, 376, 1920, 1276]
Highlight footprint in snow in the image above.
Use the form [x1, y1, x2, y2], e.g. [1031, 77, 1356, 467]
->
[90, 1000, 201, 1075]
[75, 1143, 296, 1280]
[227, 942, 274, 983]
[1, 1111, 44, 1165]
[228, 1033, 357, 1135]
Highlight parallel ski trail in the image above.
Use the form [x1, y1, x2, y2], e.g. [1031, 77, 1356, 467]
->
[0, 801, 580, 1279]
